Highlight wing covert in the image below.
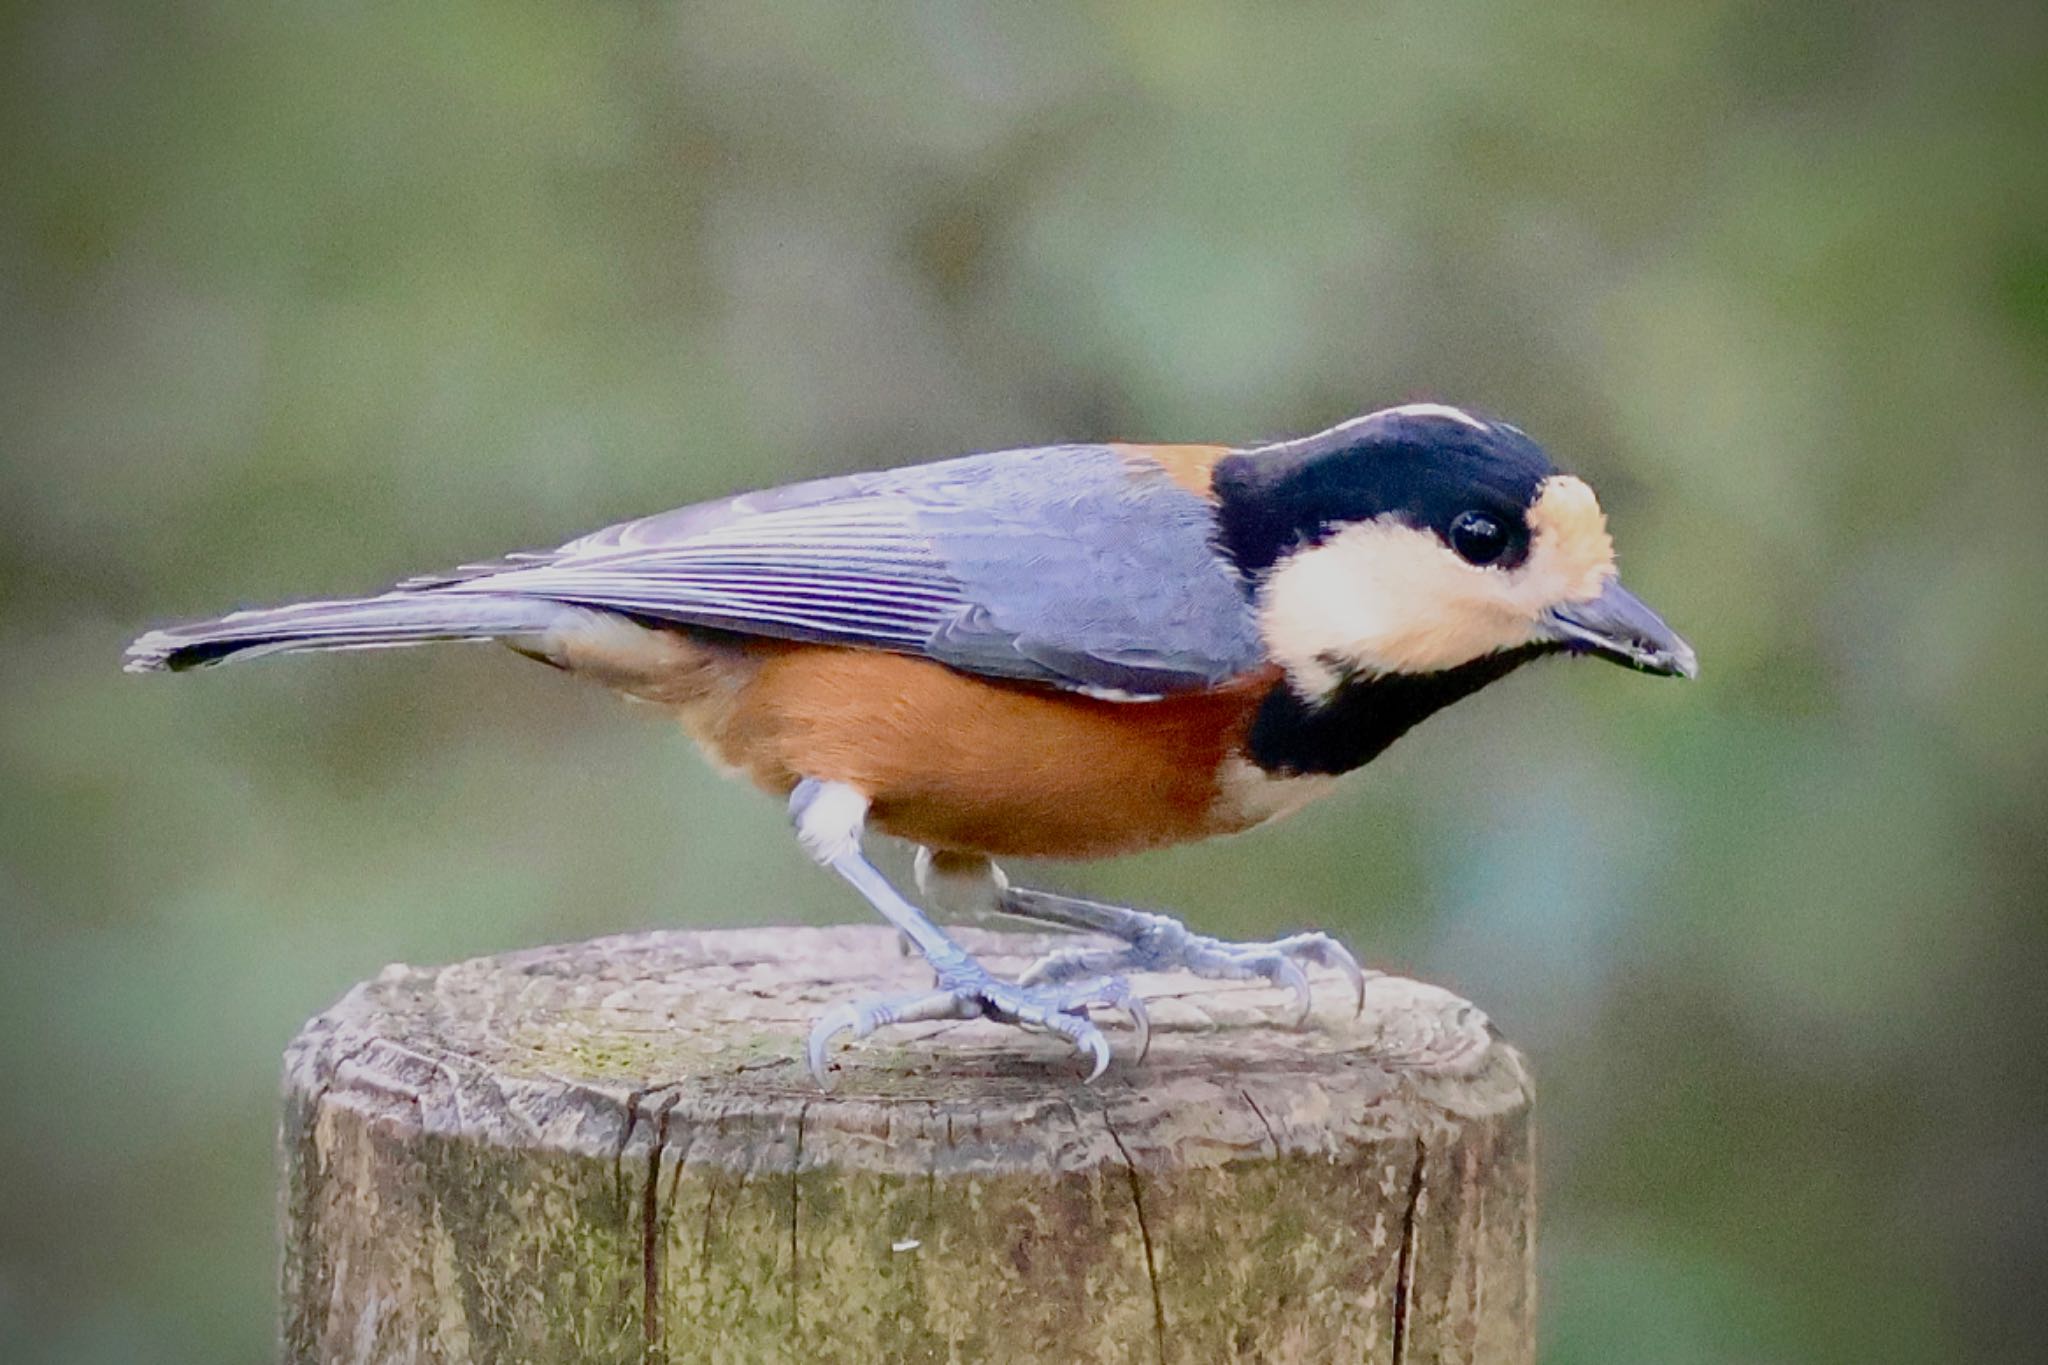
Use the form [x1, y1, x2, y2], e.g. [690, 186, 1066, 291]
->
[427, 446, 1265, 696]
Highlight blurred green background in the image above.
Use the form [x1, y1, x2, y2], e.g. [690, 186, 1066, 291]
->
[3, 1, 2044, 1361]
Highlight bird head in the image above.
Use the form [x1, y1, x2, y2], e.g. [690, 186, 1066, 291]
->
[1214, 403, 1697, 702]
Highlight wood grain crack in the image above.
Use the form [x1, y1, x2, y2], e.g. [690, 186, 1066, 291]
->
[1240, 1088, 1280, 1155]
[788, 1101, 809, 1341]
[641, 1091, 680, 1365]
[1390, 1136, 1427, 1365]
[1101, 1112, 1168, 1365]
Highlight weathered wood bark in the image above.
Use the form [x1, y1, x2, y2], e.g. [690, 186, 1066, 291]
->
[282, 926, 1534, 1364]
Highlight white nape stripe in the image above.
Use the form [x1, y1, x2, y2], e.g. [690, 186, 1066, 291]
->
[1378, 402, 1489, 430]
[1248, 403, 1492, 459]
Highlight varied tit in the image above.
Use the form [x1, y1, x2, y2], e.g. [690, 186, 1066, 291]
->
[127, 402, 1695, 1085]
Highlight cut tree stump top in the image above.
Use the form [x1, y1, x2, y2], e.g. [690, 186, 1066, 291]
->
[282, 925, 1535, 1364]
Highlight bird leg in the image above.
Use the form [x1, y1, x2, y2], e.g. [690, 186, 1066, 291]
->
[790, 780, 1147, 1086]
[990, 878, 1372, 1026]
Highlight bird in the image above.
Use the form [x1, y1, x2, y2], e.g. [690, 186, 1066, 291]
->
[127, 402, 1696, 1086]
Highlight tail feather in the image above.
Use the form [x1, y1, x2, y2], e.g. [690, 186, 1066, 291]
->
[123, 593, 568, 673]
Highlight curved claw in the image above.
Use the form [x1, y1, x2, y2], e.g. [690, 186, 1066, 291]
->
[1279, 932, 1371, 1018]
[1123, 989, 1153, 1063]
[1078, 1026, 1111, 1083]
[807, 1001, 871, 1088]
[1336, 946, 1369, 1017]
[1075, 977, 1152, 1065]
[990, 975, 1143, 1083]
[1271, 955, 1314, 1028]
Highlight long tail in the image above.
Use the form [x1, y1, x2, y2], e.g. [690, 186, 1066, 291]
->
[123, 593, 569, 673]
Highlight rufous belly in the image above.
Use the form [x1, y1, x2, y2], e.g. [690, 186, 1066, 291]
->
[543, 615, 1318, 858]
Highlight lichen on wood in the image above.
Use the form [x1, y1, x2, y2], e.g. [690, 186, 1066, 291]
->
[281, 926, 1535, 1363]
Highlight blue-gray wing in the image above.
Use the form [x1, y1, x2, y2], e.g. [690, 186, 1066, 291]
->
[420, 445, 1264, 696]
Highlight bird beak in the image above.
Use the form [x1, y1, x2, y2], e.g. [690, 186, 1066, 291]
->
[1544, 577, 1698, 678]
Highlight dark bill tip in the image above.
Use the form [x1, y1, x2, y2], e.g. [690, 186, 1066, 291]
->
[1544, 578, 1698, 679]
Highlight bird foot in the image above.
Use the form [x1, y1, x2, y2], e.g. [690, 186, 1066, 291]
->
[807, 962, 1150, 1087]
[1019, 914, 1371, 1027]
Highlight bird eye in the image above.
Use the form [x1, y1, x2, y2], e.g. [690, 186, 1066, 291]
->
[1448, 511, 1508, 565]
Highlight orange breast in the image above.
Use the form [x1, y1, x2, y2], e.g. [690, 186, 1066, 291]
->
[691, 643, 1277, 859]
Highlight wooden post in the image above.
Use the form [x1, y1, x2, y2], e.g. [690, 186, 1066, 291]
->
[281, 926, 1534, 1363]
